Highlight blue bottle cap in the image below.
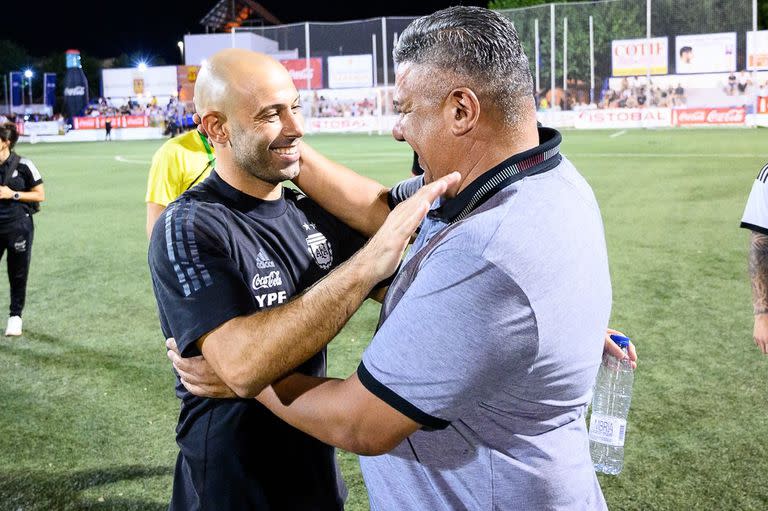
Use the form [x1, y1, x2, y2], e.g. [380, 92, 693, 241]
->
[609, 334, 631, 349]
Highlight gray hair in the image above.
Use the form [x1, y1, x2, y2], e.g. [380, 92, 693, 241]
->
[393, 6, 533, 125]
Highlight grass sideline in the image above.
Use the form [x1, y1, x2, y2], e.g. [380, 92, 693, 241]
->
[0, 129, 766, 510]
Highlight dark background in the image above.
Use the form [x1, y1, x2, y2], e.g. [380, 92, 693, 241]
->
[5, 1, 486, 62]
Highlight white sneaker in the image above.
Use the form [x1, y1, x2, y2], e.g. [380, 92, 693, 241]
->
[5, 316, 22, 336]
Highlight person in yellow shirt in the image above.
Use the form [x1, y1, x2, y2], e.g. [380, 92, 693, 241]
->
[145, 129, 214, 238]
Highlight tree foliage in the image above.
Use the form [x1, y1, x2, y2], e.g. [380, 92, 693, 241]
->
[0, 40, 31, 76]
[489, 0, 764, 93]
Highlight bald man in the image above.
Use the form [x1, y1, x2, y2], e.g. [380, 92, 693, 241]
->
[147, 49, 458, 511]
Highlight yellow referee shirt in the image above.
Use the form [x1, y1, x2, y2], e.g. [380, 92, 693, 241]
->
[145, 130, 215, 207]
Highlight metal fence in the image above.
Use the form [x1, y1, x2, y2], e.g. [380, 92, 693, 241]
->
[232, 0, 758, 112]
[497, 0, 755, 106]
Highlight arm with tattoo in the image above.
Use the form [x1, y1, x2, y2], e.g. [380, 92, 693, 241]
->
[749, 231, 768, 353]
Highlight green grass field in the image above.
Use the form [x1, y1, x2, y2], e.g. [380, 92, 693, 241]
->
[0, 128, 766, 510]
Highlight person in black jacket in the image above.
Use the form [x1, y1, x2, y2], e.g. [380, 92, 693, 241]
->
[0, 123, 45, 336]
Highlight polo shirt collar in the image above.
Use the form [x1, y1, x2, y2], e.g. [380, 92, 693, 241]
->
[430, 126, 562, 223]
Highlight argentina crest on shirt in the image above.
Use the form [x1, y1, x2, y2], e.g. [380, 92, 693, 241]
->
[305, 228, 333, 270]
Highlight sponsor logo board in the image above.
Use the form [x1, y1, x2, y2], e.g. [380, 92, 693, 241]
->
[672, 107, 746, 126]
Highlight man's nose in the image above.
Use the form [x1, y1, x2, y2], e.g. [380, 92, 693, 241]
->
[392, 121, 404, 141]
[283, 109, 304, 138]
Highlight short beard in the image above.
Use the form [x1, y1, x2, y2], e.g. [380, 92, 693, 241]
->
[229, 123, 300, 185]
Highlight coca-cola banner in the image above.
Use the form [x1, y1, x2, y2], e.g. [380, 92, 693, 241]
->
[280, 58, 322, 90]
[672, 107, 746, 126]
[73, 115, 149, 130]
[63, 68, 89, 118]
[574, 108, 672, 129]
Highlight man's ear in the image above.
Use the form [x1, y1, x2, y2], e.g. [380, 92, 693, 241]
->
[446, 88, 480, 137]
[200, 112, 228, 145]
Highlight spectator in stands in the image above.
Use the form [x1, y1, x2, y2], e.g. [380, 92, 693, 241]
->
[0, 123, 45, 337]
[738, 70, 751, 96]
[674, 83, 686, 106]
[758, 81, 768, 98]
[637, 87, 647, 107]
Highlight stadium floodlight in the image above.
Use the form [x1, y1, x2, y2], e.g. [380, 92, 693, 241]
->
[177, 41, 185, 64]
[137, 62, 148, 72]
[23, 69, 33, 105]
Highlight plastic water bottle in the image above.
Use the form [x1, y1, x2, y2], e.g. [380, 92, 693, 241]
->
[589, 334, 634, 475]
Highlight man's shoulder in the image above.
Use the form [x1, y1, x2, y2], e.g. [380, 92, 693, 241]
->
[13, 155, 42, 181]
[151, 192, 229, 250]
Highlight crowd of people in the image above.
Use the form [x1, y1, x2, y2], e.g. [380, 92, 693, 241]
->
[83, 96, 195, 134]
[726, 70, 768, 97]
[306, 93, 377, 117]
[600, 78, 687, 109]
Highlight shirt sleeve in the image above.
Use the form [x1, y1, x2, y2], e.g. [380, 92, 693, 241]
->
[387, 175, 424, 209]
[148, 201, 255, 357]
[742, 164, 768, 235]
[358, 248, 538, 428]
[19, 158, 43, 188]
[145, 144, 183, 206]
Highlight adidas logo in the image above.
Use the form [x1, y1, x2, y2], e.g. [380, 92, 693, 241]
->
[256, 249, 276, 269]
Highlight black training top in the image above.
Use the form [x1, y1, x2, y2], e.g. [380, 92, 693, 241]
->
[149, 170, 365, 511]
[0, 153, 43, 228]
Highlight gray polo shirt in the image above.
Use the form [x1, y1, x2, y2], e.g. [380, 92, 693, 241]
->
[358, 128, 611, 510]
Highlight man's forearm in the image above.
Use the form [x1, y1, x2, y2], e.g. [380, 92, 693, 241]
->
[295, 142, 390, 236]
[199, 173, 459, 399]
[750, 231, 768, 314]
[259, 373, 419, 456]
[200, 252, 377, 398]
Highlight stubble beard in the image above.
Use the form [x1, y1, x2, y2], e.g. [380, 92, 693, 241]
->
[230, 123, 300, 185]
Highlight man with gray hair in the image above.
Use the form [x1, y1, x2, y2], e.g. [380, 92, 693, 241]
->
[238, 6, 612, 509]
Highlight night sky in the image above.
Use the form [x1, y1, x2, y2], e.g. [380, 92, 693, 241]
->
[6, 1, 487, 63]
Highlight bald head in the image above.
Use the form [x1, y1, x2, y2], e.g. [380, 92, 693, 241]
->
[194, 49, 295, 117]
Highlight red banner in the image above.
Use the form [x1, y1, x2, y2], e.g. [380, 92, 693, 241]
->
[672, 107, 746, 126]
[758, 97, 768, 115]
[280, 58, 323, 89]
[123, 115, 149, 128]
[73, 115, 149, 130]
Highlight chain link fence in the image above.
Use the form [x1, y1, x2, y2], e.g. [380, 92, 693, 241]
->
[228, 0, 763, 129]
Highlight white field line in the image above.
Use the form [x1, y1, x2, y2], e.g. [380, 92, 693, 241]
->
[609, 130, 627, 138]
[115, 155, 151, 165]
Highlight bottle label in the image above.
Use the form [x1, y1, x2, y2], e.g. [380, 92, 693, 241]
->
[589, 414, 626, 446]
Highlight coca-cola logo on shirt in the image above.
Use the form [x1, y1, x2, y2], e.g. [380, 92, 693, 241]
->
[251, 271, 283, 291]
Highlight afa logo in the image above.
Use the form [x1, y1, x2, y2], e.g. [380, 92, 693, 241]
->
[306, 232, 333, 270]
